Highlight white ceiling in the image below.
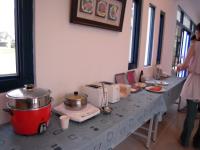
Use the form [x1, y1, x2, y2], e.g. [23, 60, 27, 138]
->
[179, 0, 200, 22]
[190, 0, 200, 19]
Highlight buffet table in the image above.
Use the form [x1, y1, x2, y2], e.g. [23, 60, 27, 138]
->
[0, 76, 185, 150]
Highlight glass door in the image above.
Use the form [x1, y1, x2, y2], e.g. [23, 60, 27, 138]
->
[177, 29, 191, 77]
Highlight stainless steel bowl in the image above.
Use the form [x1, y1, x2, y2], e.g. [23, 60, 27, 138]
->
[64, 91, 87, 110]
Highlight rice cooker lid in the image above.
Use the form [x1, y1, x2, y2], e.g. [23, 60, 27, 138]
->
[6, 84, 51, 100]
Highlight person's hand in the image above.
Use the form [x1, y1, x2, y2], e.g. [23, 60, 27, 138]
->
[177, 64, 183, 72]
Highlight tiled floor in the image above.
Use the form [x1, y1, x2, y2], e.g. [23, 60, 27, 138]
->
[114, 104, 199, 150]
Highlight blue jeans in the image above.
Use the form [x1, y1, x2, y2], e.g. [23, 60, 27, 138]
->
[180, 100, 200, 147]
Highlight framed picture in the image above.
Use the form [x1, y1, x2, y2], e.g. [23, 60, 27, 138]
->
[70, 0, 127, 32]
[95, 0, 107, 18]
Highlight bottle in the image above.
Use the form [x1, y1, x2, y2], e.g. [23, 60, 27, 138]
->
[139, 70, 143, 82]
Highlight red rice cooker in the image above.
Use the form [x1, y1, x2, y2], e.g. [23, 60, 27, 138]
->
[4, 84, 52, 135]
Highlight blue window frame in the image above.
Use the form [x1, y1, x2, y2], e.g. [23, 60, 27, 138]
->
[128, 0, 142, 70]
[156, 11, 165, 64]
[144, 4, 155, 66]
[0, 0, 34, 92]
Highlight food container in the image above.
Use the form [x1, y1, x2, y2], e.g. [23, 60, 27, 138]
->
[118, 84, 131, 98]
[4, 84, 52, 135]
[64, 91, 87, 110]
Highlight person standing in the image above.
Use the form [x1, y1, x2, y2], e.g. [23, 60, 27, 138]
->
[177, 23, 200, 148]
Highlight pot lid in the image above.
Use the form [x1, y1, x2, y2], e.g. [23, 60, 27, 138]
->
[66, 91, 86, 101]
[6, 84, 51, 99]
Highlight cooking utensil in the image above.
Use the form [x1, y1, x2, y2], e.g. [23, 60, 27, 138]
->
[100, 83, 112, 114]
[6, 84, 51, 110]
[64, 91, 87, 110]
[4, 84, 52, 135]
[101, 106, 112, 114]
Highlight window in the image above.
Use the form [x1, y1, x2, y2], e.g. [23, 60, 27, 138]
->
[183, 15, 190, 29]
[0, 1, 16, 76]
[0, 0, 34, 92]
[144, 4, 155, 66]
[176, 9, 181, 22]
[156, 11, 165, 64]
[128, 2, 136, 63]
[175, 29, 190, 77]
[172, 7, 195, 77]
[128, 0, 142, 70]
[172, 24, 182, 69]
[190, 21, 196, 33]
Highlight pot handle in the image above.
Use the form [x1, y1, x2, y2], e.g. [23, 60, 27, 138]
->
[3, 108, 13, 116]
[24, 84, 34, 90]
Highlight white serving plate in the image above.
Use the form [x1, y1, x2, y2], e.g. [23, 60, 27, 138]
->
[145, 86, 166, 93]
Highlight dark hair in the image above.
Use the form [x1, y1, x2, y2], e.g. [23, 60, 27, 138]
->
[196, 23, 200, 31]
[191, 35, 196, 41]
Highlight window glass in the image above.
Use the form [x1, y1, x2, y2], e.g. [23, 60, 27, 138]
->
[172, 7, 194, 77]
[0, 0, 34, 92]
[129, 2, 135, 63]
[156, 11, 165, 64]
[0, 0, 16, 76]
[172, 25, 181, 69]
[192, 23, 195, 33]
[144, 5, 155, 66]
[183, 15, 190, 29]
[128, 0, 142, 70]
[177, 9, 181, 22]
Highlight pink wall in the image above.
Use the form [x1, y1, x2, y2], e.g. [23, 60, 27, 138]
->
[34, 0, 200, 104]
[35, 0, 131, 103]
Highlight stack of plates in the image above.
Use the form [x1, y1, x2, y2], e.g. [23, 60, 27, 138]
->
[145, 80, 169, 86]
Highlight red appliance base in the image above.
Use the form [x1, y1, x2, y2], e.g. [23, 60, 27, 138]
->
[11, 104, 51, 135]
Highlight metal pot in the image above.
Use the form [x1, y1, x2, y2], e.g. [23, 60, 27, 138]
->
[6, 84, 51, 110]
[64, 91, 87, 110]
[4, 84, 52, 135]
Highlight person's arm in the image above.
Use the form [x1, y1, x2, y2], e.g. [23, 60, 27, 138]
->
[177, 42, 195, 72]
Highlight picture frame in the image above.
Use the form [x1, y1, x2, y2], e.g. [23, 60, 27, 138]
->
[70, 0, 127, 32]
